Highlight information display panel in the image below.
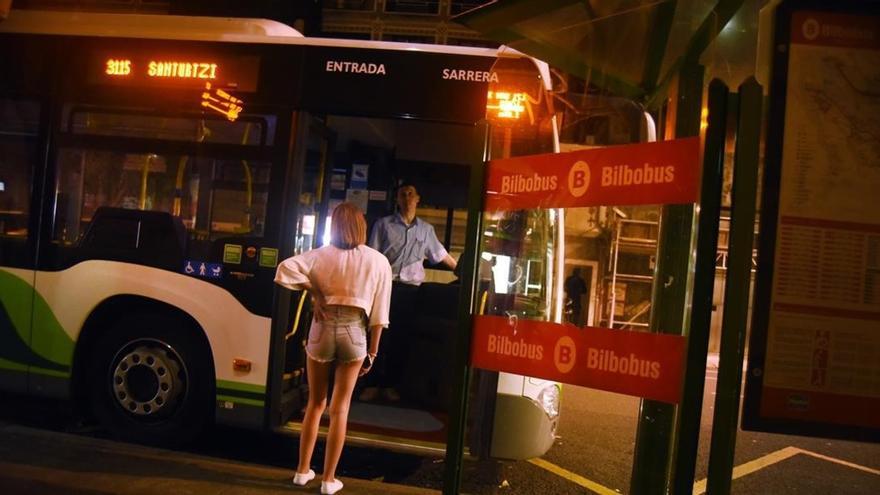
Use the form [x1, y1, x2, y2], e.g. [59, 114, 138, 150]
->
[743, 0, 880, 442]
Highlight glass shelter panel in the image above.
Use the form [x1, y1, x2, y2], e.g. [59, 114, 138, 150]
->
[479, 209, 561, 321]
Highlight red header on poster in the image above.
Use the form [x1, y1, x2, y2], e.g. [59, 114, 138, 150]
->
[791, 11, 880, 49]
[484, 137, 701, 211]
[470, 315, 687, 404]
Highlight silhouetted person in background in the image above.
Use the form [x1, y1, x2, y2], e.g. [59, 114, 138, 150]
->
[564, 268, 587, 327]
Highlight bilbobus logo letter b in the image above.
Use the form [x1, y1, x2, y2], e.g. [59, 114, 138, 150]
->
[554, 336, 576, 374]
[568, 161, 590, 198]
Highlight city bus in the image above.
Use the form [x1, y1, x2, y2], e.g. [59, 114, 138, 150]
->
[0, 9, 562, 460]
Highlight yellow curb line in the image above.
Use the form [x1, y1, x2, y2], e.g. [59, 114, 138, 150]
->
[798, 448, 880, 477]
[693, 446, 801, 495]
[533, 445, 879, 495]
[528, 458, 619, 495]
[693, 446, 880, 495]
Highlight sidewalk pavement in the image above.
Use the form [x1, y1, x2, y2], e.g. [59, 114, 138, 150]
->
[0, 422, 439, 495]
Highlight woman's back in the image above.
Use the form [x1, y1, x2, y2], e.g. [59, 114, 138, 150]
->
[275, 244, 392, 327]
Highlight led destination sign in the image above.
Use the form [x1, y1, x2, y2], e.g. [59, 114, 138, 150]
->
[93, 53, 260, 91]
[106, 58, 219, 80]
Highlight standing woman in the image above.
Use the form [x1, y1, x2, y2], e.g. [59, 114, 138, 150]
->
[274, 202, 392, 495]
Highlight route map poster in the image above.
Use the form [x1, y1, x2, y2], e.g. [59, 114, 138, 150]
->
[744, 2, 880, 442]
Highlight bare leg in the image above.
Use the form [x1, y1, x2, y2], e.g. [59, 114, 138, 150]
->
[298, 357, 331, 475]
[322, 358, 364, 482]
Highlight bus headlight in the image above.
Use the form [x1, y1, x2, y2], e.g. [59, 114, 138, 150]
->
[536, 384, 560, 420]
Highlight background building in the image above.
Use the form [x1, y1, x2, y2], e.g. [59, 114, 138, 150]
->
[13, 0, 497, 43]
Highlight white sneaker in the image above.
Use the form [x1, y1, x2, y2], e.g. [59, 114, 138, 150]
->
[292, 469, 315, 486]
[321, 478, 344, 494]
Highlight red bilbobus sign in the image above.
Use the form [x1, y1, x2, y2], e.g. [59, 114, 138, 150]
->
[471, 315, 687, 404]
[485, 137, 701, 211]
[472, 138, 699, 402]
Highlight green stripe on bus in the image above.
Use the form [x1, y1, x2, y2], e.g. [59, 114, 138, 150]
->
[0, 270, 36, 344]
[217, 380, 266, 394]
[217, 394, 265, 407]
[0, 358, 70, 378]
[28, 366, 71, 378]
[31, 285, 75, 367]
[0, 271, 72, 372]
[0, 357, 29, 372]
[217, 388, 265, 402]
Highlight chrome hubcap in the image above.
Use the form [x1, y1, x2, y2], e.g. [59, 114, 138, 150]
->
[111, 340, 185, 417]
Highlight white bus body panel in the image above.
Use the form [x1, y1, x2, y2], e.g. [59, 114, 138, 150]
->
[34, 260, 271, 389]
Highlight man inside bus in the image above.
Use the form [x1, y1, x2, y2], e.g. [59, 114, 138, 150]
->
[360, 183, 457, 402]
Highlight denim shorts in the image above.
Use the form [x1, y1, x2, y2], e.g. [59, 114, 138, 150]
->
[305, 305, 368, 363]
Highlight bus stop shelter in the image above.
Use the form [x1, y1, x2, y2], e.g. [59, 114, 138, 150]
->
[450, 1, 754, 494]
[457, 0, 751, 110]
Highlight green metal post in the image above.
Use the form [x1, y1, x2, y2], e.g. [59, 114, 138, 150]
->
[443, 122, 490, 495]
[706, 78, 763, 495]
[629, 59, 704, 495]
[672, 79, 730, 495]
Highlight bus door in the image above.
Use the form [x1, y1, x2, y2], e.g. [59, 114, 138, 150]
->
[270, 113, 336, 427]
[273, 111, 496, 455]
[0, 97, 43, 393]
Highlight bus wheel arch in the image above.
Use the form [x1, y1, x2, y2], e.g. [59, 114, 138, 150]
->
[72, 295, 216, 445]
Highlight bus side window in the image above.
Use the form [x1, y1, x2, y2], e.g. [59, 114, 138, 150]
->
[0, 99, 39, 242]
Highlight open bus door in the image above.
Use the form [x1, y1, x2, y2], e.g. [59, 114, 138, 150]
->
[268, 112, 337, 428]
[270, 109, 503, 456]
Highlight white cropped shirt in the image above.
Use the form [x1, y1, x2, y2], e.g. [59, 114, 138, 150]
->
[274, 244, 393, 328]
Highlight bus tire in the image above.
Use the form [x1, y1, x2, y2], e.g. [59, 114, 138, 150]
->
[87, 312, 213, 446]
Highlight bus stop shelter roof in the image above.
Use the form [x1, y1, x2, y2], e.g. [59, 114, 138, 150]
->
[456, 0, 747, 109]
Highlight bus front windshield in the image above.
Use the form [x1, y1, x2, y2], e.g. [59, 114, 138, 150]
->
[479, 208, 561, 321]
[478, 55, 563, 323]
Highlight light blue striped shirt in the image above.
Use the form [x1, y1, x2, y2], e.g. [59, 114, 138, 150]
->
[368, 213, 448, 285]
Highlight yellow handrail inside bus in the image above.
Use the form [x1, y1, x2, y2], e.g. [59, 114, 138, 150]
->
[173, 121, 211, 216]
[139, 155, 150, 210]
[285, 290, 309, 340]
[315, 138, 328, 204]
[238, 122, 253, 233]
[172, 155, 188, 216]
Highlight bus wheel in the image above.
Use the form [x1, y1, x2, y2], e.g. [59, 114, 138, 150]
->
[87, 313, 213, 446]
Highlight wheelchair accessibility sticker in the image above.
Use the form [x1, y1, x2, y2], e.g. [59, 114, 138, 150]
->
[184, 260, 223, 279]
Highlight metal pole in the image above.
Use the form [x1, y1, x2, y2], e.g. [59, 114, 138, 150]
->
[706, 77, 763, 494]
[610, 220, 622, 328]
[443, 121, 490, 494]
[629, 58, 704, 495]
[672, 78, 729, 494]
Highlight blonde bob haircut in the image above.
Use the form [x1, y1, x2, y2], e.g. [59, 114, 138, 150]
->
[330, 202, 367, 249]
